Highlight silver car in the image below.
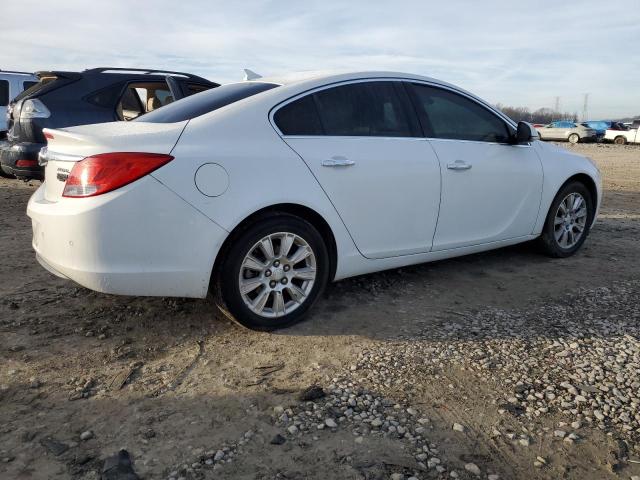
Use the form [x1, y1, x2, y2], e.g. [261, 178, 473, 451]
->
[536, 121, 597, 144]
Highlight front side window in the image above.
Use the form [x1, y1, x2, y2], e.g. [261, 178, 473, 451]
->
[0, 80, 9, 106]
[411, 84, 512, 143]
[274, 81, 417, 137]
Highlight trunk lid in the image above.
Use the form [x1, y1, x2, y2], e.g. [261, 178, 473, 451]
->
[41, 120, 187, 201]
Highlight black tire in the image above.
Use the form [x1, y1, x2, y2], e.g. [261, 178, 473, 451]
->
[0, 167, 16, 179]
[538, 181, 594, 258]
[217, 213, 329, 331]
[568, 133, 580, 144]
[614, 136, 627, 145]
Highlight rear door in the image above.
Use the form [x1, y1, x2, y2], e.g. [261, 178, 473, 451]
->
[273, 80, 442, 259]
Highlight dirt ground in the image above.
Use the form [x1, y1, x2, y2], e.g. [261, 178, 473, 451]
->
[1, 143, 639, 480]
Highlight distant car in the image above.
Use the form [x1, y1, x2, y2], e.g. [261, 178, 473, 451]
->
[582, 120, 627, 140]
[536, 121, 597, 144]
[605, 126, 639, 144]
[0, 70, 38, 140]
[0, 68, 218, 180]
[28, 71, 601, 330]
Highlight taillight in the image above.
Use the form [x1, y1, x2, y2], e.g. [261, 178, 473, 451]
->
[16, 159, 39, 167]
[62, 152, 173, 198]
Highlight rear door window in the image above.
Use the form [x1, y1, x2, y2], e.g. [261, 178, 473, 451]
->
[410, 83, 511, 143]
[0, 80, 9, 106]
[313, 82, 416, 137]
[274, 95, 324, 135]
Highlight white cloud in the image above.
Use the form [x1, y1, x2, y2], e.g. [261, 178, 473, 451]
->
[1, 0, 638, 118]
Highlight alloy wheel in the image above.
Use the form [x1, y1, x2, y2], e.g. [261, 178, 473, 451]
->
[238, 232, 317, 318]
[553, 192, 588, 249]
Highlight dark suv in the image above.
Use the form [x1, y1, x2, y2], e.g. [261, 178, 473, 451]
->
[0, 68, 218, 180]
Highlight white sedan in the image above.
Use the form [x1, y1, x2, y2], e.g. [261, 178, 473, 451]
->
[28, 71, 602, 330]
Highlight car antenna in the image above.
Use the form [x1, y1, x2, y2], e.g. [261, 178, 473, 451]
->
[243, 69, 262, 81]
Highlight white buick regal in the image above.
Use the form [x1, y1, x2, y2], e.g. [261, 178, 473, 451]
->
[28, 71, 602, 330]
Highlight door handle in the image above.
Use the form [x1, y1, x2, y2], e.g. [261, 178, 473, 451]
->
[322, 156, 355, 167]
[447, 160, 472, 171]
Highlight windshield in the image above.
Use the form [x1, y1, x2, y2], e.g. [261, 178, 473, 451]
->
[135, 82, 279, 123]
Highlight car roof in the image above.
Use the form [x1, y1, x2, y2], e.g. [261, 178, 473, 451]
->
[35, 68, 216, 85]
[261, 70, 454, 89]
[0, 70, 37, 78]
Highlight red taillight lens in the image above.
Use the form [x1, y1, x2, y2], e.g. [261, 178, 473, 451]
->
[62, 152, 173, 198]
[16, 159, 39, 167]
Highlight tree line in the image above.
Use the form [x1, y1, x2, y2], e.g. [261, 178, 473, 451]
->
[495, 104, 579, 124]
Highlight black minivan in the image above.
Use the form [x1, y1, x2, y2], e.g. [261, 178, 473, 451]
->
[0, 67, 218, 180]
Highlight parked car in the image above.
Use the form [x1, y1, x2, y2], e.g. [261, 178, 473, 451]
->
[536, 121, 597, 143]
[28, 71, 601, 330]
[1, 68, 218, 180]
[605, 126, 639, 144]
[0, 70, 38, 140]
[582, 120, 627, 140]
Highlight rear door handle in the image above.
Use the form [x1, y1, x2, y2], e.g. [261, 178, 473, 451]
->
[322, 156, 355, 167]
[447, 160, 472, 171]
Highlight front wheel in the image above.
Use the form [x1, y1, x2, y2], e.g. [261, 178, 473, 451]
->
[217, 214, 329, 330]
[568, 133, 580, 144]
[538, 181, 594, 258]
[614, 136, 627, 145]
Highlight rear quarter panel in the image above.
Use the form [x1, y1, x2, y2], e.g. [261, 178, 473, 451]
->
[150, 101, 362, 280]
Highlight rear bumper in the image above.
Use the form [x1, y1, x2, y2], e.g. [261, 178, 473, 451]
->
[27, 176, 229, 298]
[0, 141, 45, 179]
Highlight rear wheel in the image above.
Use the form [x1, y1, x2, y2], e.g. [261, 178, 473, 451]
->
[568, 133, 580, 144]
[0, 169, 16, 179]
[614, 136, 627, 145]
[217, 214, 329, 330]
[538, 181, 594, 258]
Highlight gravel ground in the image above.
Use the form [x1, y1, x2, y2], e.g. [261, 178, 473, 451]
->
[0, 142, 639, 480]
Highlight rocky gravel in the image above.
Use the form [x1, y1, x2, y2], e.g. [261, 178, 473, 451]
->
[350, 281, 640, 451]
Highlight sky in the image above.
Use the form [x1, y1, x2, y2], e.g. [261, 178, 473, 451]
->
[2, 0, 639, 119]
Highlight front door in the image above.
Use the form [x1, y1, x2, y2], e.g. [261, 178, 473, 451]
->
[273, 80, 442, 259]
[408, 83, 543, 251]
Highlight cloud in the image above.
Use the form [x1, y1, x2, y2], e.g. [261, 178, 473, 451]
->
[1, 0, 638, 118]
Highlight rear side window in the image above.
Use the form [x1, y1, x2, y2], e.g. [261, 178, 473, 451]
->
[136, 82, 278, 123]
[274, 95, 323, 135]
[411, 84, 511, 143]
[0, 80, 8, 106]
[314, 82, 415, 137]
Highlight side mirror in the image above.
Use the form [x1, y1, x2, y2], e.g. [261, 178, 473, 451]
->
[515, 121, 538, 143]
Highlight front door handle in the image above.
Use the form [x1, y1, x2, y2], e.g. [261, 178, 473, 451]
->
[322, 156, 355, 167]
[447, 160, 472, 171]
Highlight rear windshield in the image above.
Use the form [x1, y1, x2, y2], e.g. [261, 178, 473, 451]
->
[135, 82, 279, 123]
[12, 76, 61, 103]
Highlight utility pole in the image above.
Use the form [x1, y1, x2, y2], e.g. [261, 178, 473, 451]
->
[554, 96, 560, 113]
[582, 93, 589, 121]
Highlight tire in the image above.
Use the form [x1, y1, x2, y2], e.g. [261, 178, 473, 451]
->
[614, 136, 627, 145]
[0, 169, 16, 179]
[217, 214, 329, 330]
[568, 133, 580, 144]
[538, 181, 594, 258]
